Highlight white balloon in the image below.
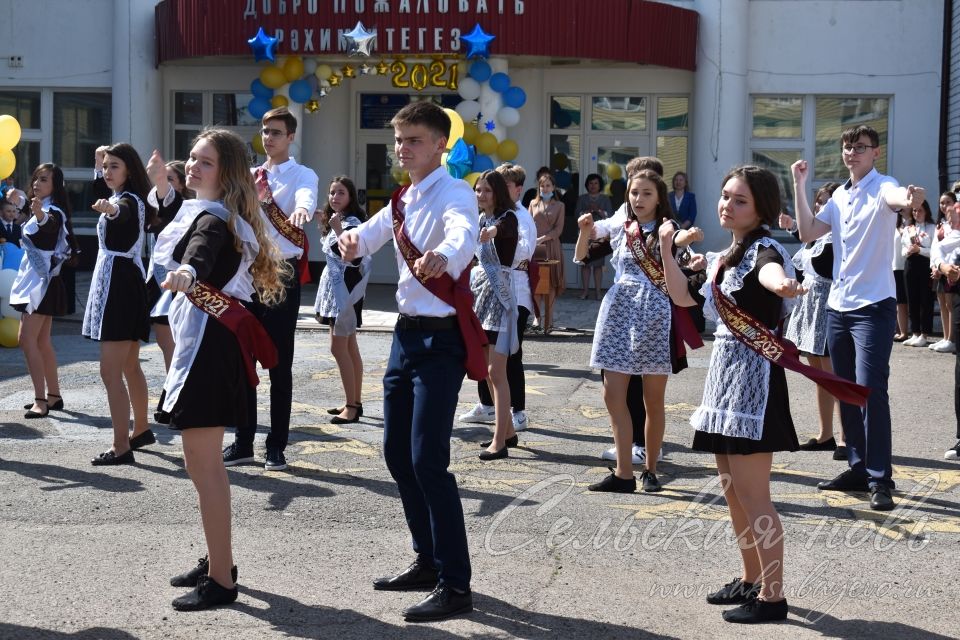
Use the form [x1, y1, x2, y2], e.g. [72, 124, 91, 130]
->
[303, 58, 318, 75]
[0, 268, 16, 298]
[457, 77, 481, 101]
[455, 100, 481, 123]
[498, 106, 520, 128]
[0, 300, 19, 319]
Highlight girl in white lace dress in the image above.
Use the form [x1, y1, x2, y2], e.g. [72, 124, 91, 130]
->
[660, 165, 803, 624]
[579, 169, 701, 493]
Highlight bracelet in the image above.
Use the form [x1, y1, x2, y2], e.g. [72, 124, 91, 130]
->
[436, 252, 449, 265]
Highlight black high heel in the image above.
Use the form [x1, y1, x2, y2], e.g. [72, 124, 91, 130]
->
[331, 403, 362, 424]
[24, 398, 48, 419]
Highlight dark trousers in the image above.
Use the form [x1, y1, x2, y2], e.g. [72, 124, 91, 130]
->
[235, 267, 301, 452]
[904, 255, 934, 334]
[382, 326, 471, 590]
[478, 307, 530, 411]
[826, 298, 896, 489]
[953, 295, 960, 439]
[599, 371, 646, 445]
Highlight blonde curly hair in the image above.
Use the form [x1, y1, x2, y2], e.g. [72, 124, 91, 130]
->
[191, 128, 290, 305]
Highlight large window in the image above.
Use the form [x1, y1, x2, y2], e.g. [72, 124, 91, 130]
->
[750, 94, 891, 212]
[173, 91, 257, 160]
[54, 93, 112, 168]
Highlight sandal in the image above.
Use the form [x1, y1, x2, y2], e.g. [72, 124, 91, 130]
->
[331, 403, 362, 425]
[24, 398, 49, 419]
[327, 402, 362, 417]
[25, 393, 63, 411]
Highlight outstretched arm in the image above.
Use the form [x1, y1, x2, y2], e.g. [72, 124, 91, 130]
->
[658, 221, 697, 307]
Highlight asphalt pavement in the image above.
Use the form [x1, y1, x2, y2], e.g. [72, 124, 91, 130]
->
[0, 282, 957, 639]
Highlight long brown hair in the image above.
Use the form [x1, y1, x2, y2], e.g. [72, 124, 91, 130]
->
[320, 176, 365, 235]
[477, 169, 515, 217]
[191, 129, 289, 305]
[104, 142, 158, 230]
[28, 163, 80, 259]
[720, 165, 780, 268]
[626, 169, 673, 224]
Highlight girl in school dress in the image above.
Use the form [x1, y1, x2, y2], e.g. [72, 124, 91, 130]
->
[10, 164, 72, 419]
[82, 143, 156, 466]
[313, 176, 370, 425]
[660, 165, 803, 625]
[153, 130, 286, 611]
[784, 183, 846, 458]
[580, 169, 701, 494]
[470, 169, 520, 460]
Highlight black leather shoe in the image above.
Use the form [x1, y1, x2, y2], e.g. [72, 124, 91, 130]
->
[154, 409, 171, 424]
[817, 468, 869, 492]
[480, 435, 518, 448]
[373, 558, 438, 591]
[706, 578, 760, 605]
[722, 597, 788, 624]
[171, 575, 238, 611]
[331, 403, 362, 425]
[832, 446, 848, 461]
[479, 446, 509, 461]
[129, 429, 156, 450]
[402, 585, 473, 622]
[588, 469, 636, 493]
[869, 486, 895, 511]
[170, 555, 238, 587]
[798, 437, 836, 451]
[91, 449, 135, 466]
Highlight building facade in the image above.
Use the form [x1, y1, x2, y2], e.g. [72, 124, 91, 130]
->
[0, 0, 945, 284]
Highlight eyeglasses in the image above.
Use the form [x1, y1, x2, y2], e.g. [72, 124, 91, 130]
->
[841, 144, 876, 155]
[260, 127, 288, 138]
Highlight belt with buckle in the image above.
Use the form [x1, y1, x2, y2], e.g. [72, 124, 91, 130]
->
[396, 314, 457, 331]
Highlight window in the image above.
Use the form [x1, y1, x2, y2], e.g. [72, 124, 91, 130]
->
[591, 96, 645, 131]
[358, 93, 460, 130]
[54, 93, 112, 168]
[752, 97, 803, 139]
[0, 91, 40, 129]
[172, 91, 271, 160]
[815, 97, 889, 179]
[550, 96, 581, 130]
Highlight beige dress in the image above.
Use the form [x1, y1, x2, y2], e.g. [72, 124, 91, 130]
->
[529, 197, 566, 294]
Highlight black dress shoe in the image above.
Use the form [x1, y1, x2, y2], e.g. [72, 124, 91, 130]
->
[129, 429, 156, 450]
[870, 486, 895, 511]
[639, 470, 662, 493]
[479, 446, 509, 461]
[171, 575, 238, 611]
[706, 578, 760, 605]
[402, 585, 473, 622]
[91, 449, 135, 466]
[817, 468, 869, 492]
[373, 558, 439, 591]
[24, 399, 48, 419]
[480, 435, 518, 448]
[327, 403, 363, 416]
[798, 437, 836, 451]
[722, 597, 788, 624]
[170, 555, 238, 587]
[330, 404, 361, 425]
[832, 446, 848, 461]
[588, 469, 636, 493]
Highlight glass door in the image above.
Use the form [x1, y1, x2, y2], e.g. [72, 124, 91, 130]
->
[587, 137, 648, 213]
[356, 132, 401, 284]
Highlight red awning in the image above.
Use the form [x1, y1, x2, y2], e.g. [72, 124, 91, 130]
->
[156, 0, 698, 70]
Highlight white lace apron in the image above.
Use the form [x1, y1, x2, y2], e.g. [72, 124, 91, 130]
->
[312, 217, 371, 336]
[9, 201, 70, 314]
[81, 192, 146, 339]
[146, 187, 178, 317]
[690, 237, 796, 440]
[470, 211, 519, 356]
[153, 199, 258, 412]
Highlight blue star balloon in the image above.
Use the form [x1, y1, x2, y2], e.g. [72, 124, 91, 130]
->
[484, 120, 496, 132]
[462, 24, 495, 59]
[247, 27, 279, 62]
[445, 139, 475, 180]
[344, 21, 378, 57]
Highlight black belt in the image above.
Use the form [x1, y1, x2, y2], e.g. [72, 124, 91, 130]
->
[396, 314, 456, 330]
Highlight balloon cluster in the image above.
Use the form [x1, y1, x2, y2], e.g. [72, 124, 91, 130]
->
[0, 115, 22, 181]
[0, 241, 24, 346]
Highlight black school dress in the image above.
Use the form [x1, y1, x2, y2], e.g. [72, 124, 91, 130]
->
[10, 205, 68, 316]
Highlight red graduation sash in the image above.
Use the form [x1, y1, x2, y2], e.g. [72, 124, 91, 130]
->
[390, 187, 489, 381]
[186, 281, 278, 387]
[255, 167, 312, 284]
[624, 221, 704, 358]
[711, 266, 870, 407]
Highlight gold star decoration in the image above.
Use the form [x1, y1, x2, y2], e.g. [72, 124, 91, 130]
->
[376, 60, 389, 75]
[342, 65, 356, 79]
[305, 99, 320, 113]
[328, 73, 342, 87]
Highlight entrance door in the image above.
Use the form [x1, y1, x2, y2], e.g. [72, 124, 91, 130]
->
[356, 133, 401, 283]
[587, 136, 648, 212]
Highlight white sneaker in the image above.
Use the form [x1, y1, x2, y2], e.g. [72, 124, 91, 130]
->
[928, 339, 945, 350]
[945, 441, 960, 460]
[459, 403, 495, 423]
[933, 340, 956, 353]
[600, 446, 643, 465]
[632, 445, 665, 463]
[512, 410, 528, 431]
[903, 335, 923, 347]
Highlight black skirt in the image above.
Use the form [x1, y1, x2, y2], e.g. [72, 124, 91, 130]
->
[145, 278, 169, 325]
[163, 317, 249, 430]
[12, 274, 67, 317]
[894, 269, 907, 304]
[691, 365, 800, 455]
[97, 258, 150, 342]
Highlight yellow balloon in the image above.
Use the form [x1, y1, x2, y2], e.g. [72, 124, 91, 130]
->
[271, 95, 289, 109]
[0, 316, 19, 348]
[0, 115, 21, 150]
[606, 163, 623, 181]
[462, 122, 480, 145]
[463, 172, 483, 188]
[0, 149, 15, 180]
[315, 64, 334, 80]
[443, 108, 464, 150]
[252, 132, 265, 155]
[476, 132, 498, 156]
[283, 56, 305, 82]
[496, 139, 518, 161]
[261, 65, 287, 89]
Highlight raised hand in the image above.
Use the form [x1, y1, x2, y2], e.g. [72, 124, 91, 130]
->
[791, 160, 808, 184]
[778, 212, 795, 231]
[338, 230, 360, 261]
[906, 185, 926, 210]
[146, 149, 167, 189]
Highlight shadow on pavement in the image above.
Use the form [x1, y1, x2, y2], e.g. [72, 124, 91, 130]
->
[0, 625, 141, 640]
[786, 607, 954, 639]
[0, 458, 145, 493]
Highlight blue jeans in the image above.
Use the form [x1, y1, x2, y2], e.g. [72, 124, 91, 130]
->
[382, 326, 471, 590]
[826, 298, 896, 489]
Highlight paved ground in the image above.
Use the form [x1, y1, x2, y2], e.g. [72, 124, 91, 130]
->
[0, 283, 958, 639]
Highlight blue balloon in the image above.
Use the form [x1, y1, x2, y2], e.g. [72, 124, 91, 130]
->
[471, 154, 495, 173]
[248, 97, 271, 120]
[247, 27, 279, 63]
[250, 79, 273, 100]
[489, 73, 510, 93]
[503, 86, 527, 109]
[554, 170, 571, 190]
[288, 79, 313, 104]
[1, 243, 23, 270]
[445, 139, 475, 180]
[468, 60, 492, 82]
